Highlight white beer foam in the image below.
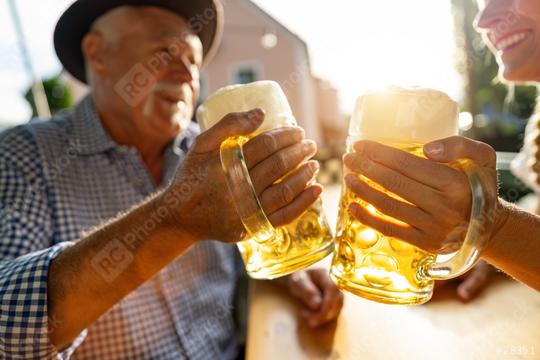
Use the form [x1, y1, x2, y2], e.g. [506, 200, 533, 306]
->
[197, 80, 296, 134]
[350, 86, 459, 143]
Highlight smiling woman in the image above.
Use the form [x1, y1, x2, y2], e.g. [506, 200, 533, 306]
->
[475, 0, 540, 194]
[475, 0, 540, 82]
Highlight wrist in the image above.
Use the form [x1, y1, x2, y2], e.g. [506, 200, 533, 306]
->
[152, 190, 200, 244]
[484, 197, 511, 259]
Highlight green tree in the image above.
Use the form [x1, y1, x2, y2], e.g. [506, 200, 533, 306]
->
[24, 74, 74, 117]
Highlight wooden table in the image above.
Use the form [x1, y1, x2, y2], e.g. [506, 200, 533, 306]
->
[246, 186, 540, 360]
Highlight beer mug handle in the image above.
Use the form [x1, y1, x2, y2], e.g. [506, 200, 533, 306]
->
[423, 158, 497, 280]
[219, 135, 280, 244]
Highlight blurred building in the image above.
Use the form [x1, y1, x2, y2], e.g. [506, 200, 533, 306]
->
[314, 77, 347, 147]
[201, 0, 347, 146]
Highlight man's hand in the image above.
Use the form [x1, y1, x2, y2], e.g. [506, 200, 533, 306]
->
[162, 109, 322, 243]
[47, 109, 322, 349]
[275, 269, 344, 328]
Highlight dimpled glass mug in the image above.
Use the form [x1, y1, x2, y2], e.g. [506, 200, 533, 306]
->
[330, 86, 496, 305]
[197, 81, 334, 279]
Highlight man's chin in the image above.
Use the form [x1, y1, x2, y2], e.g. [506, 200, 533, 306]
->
[151, 112, 192, 140]
[156, 99, 192, 128]
[173, 112, 193, 133]
[139, 98, 192, 139]
[155, 116, 182, 135]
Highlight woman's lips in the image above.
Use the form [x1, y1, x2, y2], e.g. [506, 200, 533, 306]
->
[493, 30, 532, 52]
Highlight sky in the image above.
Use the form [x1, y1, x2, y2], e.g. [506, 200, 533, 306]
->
[0, 0, 464, 125]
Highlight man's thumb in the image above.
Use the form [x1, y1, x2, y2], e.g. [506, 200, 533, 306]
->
[194, 109, 265, 152]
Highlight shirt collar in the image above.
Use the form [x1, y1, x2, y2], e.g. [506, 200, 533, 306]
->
[71, 95, 116, 155]
[71, 95, 200, 156]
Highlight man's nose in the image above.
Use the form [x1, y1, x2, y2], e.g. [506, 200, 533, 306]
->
[168, 54, 198, 83]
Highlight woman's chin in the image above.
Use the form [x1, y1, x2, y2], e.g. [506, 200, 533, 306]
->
[499, 66, 540, 83]
[498, 49, 540, 82]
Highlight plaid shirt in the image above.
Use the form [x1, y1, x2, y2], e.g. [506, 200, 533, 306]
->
[0, 96, 242, 359]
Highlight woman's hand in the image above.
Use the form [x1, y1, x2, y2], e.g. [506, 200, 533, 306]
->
[435, 260, 500, 302]
[343, 136, 501, 255]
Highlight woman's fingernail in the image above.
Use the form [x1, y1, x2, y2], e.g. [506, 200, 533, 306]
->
[425, 142, 444, 156]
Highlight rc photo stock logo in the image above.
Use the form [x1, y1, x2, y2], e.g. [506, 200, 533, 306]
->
[113, 39, 195, 107]
[114, 63, 158, 107]
[91, 239, 135, 283]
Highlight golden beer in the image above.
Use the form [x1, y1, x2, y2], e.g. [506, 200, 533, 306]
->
[237, 193, 332, 279]
[332, 141, 435, 304]
[198, 81, 333, 279]
[330, 86, 494, 305]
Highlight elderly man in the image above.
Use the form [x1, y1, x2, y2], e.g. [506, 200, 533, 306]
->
[0, 0, 343, 358]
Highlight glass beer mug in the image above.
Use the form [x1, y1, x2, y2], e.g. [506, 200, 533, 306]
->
[330, 86, 496, 305]
[197, 81, 334, 279]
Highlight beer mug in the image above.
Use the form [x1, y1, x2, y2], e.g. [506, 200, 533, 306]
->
[330, 86, 496, 305]
[197, 81, 334, 279]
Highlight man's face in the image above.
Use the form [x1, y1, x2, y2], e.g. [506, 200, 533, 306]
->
[475, 0, 540, 82]
[95, 7, 204, 141]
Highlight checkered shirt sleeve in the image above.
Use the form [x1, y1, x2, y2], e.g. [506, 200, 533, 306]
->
[0, 126, 87, 359]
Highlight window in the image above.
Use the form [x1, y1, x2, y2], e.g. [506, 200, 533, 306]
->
[199, 73, 209, 100]
[229, 62, 264, 85]
[236, 68, 257, 84]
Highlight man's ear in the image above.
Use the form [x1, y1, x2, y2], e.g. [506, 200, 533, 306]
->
[81, 32, 107, 78]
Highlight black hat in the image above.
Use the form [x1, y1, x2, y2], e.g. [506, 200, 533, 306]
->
[54, 0, 223, 84]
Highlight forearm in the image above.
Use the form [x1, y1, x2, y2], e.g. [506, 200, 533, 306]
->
[47, 191, 195, 350]
[483, 200, 540, 291]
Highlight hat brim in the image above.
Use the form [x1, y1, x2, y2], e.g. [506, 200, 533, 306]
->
[54, 0, 223, 84]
